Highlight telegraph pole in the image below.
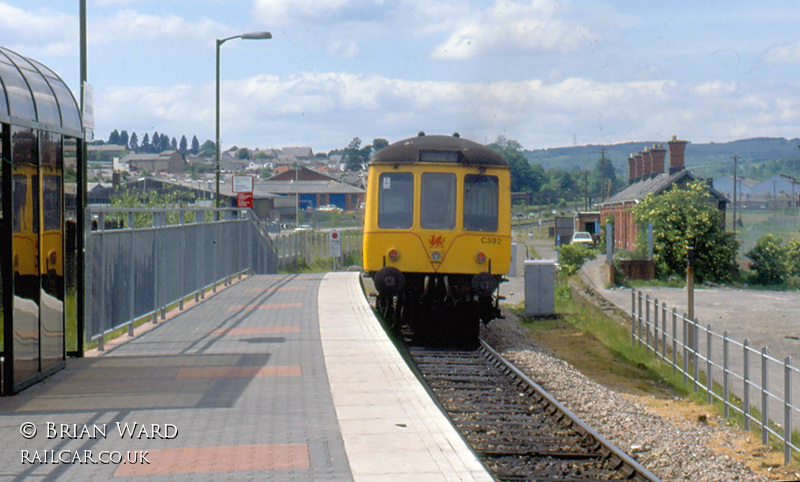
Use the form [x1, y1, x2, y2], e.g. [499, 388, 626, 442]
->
[600, 146, 606, 203]
[732, 154, 738, 234]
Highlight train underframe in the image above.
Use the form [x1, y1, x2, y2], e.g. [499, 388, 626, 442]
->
[372, 267, 504, 349]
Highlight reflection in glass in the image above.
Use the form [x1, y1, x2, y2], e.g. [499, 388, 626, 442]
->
[11, 127, 40, 382]
[464, 175, 499, 232]
[63, 138, 78, 354]
[421, 173, 456, 230]
[1, 123, 4, 372]
[378, 172, 414, 229]
[40, 132, 64, 368]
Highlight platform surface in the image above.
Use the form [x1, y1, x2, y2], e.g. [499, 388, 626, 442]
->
[0, 273, 491, 481]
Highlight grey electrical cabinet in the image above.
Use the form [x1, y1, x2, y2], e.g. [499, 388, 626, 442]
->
[509, 242, 526, 277]
[524, 259, 556, 316]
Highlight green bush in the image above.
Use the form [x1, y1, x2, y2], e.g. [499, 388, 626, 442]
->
[632, 181, 739, 283]
[557, 243, 596, 276]
[745, 234, 800, 286]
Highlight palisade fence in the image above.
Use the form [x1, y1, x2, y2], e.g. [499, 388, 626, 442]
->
[86, 207, 278, 350]
[631, 288, 798, 464]
[272, 230, 362, 270]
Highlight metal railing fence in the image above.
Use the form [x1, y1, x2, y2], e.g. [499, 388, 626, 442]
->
[631, 288, 798, 464]
[86, 207, 278, 349]
[272, 229, 362, 270]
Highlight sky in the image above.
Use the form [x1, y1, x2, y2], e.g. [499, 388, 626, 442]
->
[3, 1, 800, 154]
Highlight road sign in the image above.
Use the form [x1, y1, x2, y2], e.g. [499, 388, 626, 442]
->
[232, 175, 254, 193]
[329, 230, 342, 257]
[237, 191, 253, 208]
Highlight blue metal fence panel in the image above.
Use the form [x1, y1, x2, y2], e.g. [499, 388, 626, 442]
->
[86, 208, 277, 342]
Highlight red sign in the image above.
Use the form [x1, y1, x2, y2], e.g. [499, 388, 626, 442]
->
[237, 192, 253, 208]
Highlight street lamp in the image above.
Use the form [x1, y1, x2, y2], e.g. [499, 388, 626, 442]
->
[215, 31, 272, 215]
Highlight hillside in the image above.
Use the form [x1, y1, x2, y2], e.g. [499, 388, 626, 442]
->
[524, 137, 800, 181]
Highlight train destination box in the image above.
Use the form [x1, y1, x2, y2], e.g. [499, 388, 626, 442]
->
[524, 259, 556, 316]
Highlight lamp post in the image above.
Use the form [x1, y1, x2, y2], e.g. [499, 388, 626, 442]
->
[215, 31, 272, 216]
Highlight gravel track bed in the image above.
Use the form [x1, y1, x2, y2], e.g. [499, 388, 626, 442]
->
[481, 315, 770, 482]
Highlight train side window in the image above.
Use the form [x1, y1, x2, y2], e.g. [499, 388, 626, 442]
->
[378, 172, 414, 229]
[464, 174, 498, 232]
[421, 172, 456, 230]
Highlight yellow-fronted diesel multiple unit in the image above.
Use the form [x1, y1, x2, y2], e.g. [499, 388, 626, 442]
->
[363, 133, 511, 348]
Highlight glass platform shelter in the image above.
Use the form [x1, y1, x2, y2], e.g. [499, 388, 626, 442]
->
[1, 46, 85, 395]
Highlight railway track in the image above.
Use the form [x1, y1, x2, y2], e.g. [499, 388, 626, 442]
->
[407, 340, 660, 481]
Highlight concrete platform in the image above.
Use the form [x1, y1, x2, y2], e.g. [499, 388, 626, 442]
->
[0, 273, 491, 481]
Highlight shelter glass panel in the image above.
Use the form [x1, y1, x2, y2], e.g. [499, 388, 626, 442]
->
[49, 82, 81, 132]
[24, 71, 60, 127]
[0, 60, 35, 121]
[0, 75, 8, 117]
[378, 172, 413, 229]
[463, 174, 499, 232]
[1, 123, 4, 363]
[11, 127, 40, 383]
[63, 137, 78, 354]
[421, 172, 456, 230]
[40, 132, 63, 369]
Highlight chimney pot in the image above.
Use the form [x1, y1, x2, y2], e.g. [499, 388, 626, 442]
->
[668, 136, 688, 174]
[642, 147, 653, 179]
[628, 155, 636, 185]
[634, 152, 644, 182]
[650, 144, 667, 176]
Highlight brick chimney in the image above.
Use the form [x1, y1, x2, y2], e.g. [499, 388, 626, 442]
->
[628, 154, 636, 184]
[634, 152, 644, 181]
[650, 144, 667, 176]
[642, 147, 653, 179]
[668, 136, 688, 174]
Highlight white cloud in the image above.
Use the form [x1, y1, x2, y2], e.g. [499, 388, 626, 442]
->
[91, 9, 224, 43]
[252, 0, 387, 24]
[762, 40, 800, 64]
[432, 0, 600, 60]
[328, 40, 360, 59]
[97, 69, 800, 152]
[0, 2, 75, 56]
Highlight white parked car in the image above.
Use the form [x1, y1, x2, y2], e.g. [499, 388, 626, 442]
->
[570, 231, 595, 247]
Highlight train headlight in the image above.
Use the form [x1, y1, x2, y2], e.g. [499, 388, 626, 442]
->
[475, 251, 487, 264]
[388, 248, 400, 261]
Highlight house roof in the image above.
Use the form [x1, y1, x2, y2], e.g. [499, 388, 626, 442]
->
[280, 146, 313, 158]
[255, 180, 364, 196]
[266, 166, 336, 182]
[600, 169, 729, 206]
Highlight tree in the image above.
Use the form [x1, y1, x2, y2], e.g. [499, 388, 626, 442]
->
[129, 132, 139, 152]
[108, 129, 120, 145]
[488, 137, 544, 193]
[171, 137, 178, 151]
[190, 135, 200, 155]
[632, 180, 738, 282]
[199, 140, 216, 157]
[151, 131, 161, 153]
[141, 133, 150, 153]
[237, 147, 251, 160]
[344, 137, 368, 171]
[746, 236, 800, 286]
[746, 235, 789, 285]
[119, 130, 129, 150]
[592, 156, 619, 199]
[372, 138, 389, 152]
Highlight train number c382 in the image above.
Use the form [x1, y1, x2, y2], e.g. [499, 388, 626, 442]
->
[480, 236, 503, 245]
